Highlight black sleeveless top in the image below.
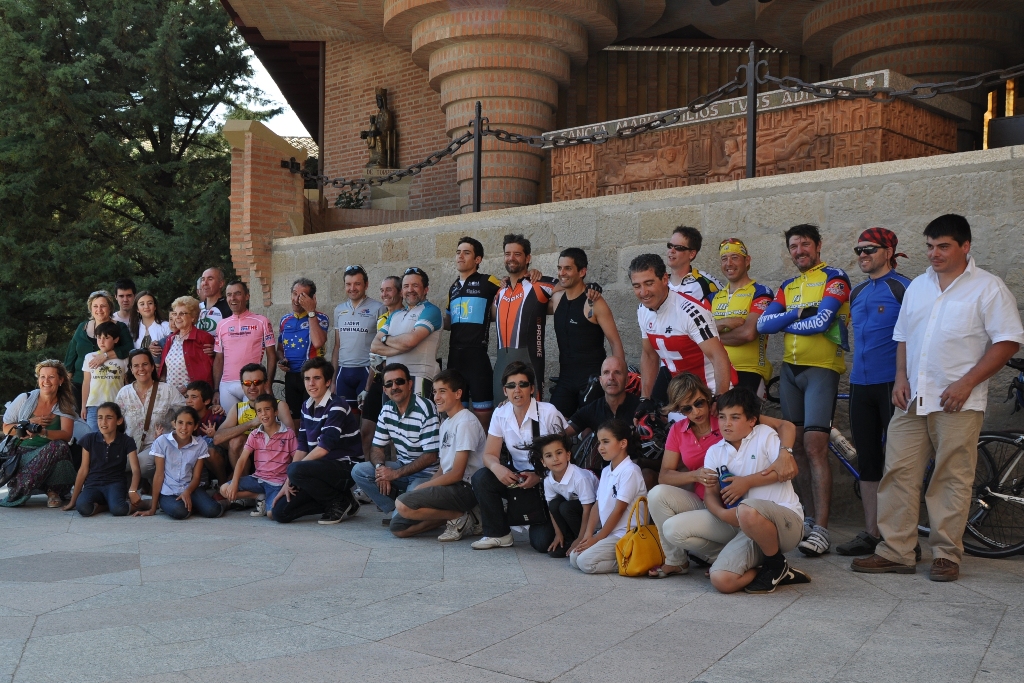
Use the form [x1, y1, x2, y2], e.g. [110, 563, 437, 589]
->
[554, 292, 607, 372]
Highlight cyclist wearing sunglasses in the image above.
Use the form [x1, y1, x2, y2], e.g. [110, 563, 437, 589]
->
[836, 228, 911, 557]
[666, 226, 724, 305]
[212, 363, 295, 473]
[757, 224, 851, 557]
[370, 269, 443, 398]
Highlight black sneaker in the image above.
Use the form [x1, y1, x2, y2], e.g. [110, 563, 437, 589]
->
[318, 499, 357, 525]
[836, 531, 880, 556]
[745, 560, 790, 594]
[778, 566, 811, 586]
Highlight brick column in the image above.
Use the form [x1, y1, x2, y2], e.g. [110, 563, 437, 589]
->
[223, 120, 308, 306]
[383, 0, 617, 211]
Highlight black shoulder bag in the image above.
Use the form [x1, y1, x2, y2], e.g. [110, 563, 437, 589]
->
[503, 404, 549, 525]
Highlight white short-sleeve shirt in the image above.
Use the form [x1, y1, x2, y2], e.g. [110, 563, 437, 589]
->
[893, 256, 1024, 415]
[487, 399, 566, 471]
[438, 408, 487, 482]
[544, 463, 598, 505]
[595, 458, 647, 539]
[703, 423, 803, 517]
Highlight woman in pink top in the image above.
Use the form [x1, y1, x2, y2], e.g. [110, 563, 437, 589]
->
[648, 373, 796, 578]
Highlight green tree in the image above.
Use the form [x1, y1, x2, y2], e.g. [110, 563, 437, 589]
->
[0, 0, 269, 398]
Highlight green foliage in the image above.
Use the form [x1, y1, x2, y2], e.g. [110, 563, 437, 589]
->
[334, 187, 365, 209]
[0, 0, 270, 398]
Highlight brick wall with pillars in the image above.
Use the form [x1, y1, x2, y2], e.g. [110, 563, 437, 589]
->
[223, 120, 308, 306]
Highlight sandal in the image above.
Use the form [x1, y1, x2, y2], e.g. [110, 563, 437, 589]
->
[648, 563, 689, 578]
[46, 492, 62, 508]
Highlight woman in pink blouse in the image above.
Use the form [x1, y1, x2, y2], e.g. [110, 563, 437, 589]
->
[648, 373, 797, 578]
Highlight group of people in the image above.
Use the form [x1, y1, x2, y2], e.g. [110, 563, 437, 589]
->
[3, 212, 1021, 592]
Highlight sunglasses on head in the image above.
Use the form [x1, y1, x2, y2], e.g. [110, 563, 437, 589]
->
[504, 380, 532, 390]
[241, 379, 262, 387]
[666, 243, 694, 252]
[679, 398, 708, 414]
[344, 265, 366, 275]
[853, 245, 881, 255]
[404, 267, 425, 276]
[383, 378, 408, 388]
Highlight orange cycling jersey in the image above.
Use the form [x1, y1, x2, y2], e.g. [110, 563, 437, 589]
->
[495, 277, 555, 364]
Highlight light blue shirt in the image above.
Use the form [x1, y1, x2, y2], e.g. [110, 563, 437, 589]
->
[151, 433, 209, 496]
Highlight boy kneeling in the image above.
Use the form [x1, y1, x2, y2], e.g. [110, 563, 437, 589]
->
[391, 370, 485, 540]
[704, 388, 810, 594]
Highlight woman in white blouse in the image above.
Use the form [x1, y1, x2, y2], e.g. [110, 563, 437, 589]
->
[131, 291, 170, 355]
[115, 349, 185, 484]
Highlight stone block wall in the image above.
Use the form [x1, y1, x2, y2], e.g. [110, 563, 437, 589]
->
[261, 143, 1024, 522]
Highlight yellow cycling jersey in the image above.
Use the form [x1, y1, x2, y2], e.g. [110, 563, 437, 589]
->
[769, 262, 851, 373]
[712, 281, 774, 380]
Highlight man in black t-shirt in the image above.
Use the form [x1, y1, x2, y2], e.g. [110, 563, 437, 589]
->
[443, 236, 502, 426]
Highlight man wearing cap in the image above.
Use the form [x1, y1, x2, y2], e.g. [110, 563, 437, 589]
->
[836, 228, 912, 556]
[712, 238, 774, 397]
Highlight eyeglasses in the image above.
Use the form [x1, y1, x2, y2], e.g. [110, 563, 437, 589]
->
[344, 265, 366, 275]
[503, 381, 532, 390]
[240, 379, 263, 387]
[678, 398, 708, 414]
[853, 246, 881, 255]
[383, 378, 408, 388]
[404, 267, 426, 276]
[666, 243, 694, 252]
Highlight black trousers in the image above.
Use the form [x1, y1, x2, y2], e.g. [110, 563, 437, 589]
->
[531, 495, 585, 558]
[470, 467, 552, 551]
[283, 371, 305, 419]
[849, 382, 895, 483]
[273, 459, 355, 523]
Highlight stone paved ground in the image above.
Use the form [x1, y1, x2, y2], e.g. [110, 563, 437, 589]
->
[0, 499, 1022, 683]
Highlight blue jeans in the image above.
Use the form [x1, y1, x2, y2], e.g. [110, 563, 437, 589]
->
[159, 489, 224, 520]
[85, 406, 100, 433]
[235, 474, 283, 503]
[350, 461, 433, 514]
[77, 481, 129, 517]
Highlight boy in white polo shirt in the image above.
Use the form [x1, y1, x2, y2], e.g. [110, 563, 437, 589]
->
[703, 387, 810, 594]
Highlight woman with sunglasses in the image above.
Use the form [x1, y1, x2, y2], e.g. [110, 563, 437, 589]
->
[647, 373, 796, 578]
[470, 361, 566, 551]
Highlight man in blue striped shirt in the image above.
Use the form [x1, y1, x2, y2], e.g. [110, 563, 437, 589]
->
[272, 357, 363, 524]
[351, 363, 440, 528]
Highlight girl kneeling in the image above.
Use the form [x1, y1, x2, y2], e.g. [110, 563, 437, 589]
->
[63, 402, 142, 516]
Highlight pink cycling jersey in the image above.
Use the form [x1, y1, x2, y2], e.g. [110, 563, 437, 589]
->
[214, 311, 275, 384]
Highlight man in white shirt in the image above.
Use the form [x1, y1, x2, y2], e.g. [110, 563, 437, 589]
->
[853, 214, 1024, 582]
[390, 369, 486, 540]
[113, 278, 136, 326]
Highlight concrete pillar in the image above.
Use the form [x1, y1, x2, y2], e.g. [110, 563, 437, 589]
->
[383, 0, 617, 211]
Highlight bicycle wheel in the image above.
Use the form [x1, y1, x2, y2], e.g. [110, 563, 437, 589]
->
[963, 433, 1024, 558]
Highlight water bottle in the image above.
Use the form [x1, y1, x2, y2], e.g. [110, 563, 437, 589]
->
[719, 466, 742, 509]
[830, 428, 857, 461]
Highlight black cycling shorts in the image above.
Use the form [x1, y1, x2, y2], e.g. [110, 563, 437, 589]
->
[447, 347, 494, 409]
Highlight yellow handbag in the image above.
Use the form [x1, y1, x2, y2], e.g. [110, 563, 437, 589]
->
[615, 496, 665, 577]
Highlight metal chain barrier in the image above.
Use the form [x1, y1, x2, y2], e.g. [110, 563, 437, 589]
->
[285, 54, 1024, 192]
[759, 62, 1024, 102]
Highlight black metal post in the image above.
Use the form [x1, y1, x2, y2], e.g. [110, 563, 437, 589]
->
[746, 42, 758, 179]
[472, 101, 483, 213]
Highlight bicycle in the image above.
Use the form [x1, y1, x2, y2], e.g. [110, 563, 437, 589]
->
[765, 366, 1024, 558]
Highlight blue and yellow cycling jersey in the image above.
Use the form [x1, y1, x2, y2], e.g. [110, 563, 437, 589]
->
[757, 262, 851, 373]
[711, 281, 774, 380]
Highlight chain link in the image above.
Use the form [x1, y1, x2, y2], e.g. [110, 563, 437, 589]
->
[760, 62, 1024, 102]
[289, 58, 1024, 187]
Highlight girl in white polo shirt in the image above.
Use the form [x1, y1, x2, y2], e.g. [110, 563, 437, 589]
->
[530, 433, 598, 558]
[569, 419, 647, 574]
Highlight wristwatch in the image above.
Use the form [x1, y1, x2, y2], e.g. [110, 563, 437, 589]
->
[381, 334, 389, 345]
[781, 446, 794, 454]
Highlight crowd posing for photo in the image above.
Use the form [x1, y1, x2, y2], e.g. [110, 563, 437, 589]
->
[3, 213, 1022, 593]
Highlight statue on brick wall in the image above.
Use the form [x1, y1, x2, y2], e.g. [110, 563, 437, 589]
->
[360, 87, 398, 169]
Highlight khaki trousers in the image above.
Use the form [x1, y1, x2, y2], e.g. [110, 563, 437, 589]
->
[875, 403, 984, 564]
[648, 484, 737, 565]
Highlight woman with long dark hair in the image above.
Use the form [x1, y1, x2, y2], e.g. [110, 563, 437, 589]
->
[130, 290, 170, 356]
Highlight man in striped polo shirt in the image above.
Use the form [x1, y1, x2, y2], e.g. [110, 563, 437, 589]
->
[272, 357, 363, 525]
[351, 363, 440, 528]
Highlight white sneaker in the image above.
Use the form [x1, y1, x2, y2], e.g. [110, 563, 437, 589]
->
[471, 533, 513, 550]
[438, 513, 471, 542]
[798, 525, 831, 557]
[250, 497, 266, 517]
[468, 507, 483, 536]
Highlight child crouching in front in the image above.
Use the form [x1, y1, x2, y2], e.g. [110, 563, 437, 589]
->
[530, 433, 597, 558]
[220, 394, 297, 519]
[569, 420, 647, 574]
[703, 388, 810, 594]
[63, 402, 142, 516]
[134, 406, 224, 520]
